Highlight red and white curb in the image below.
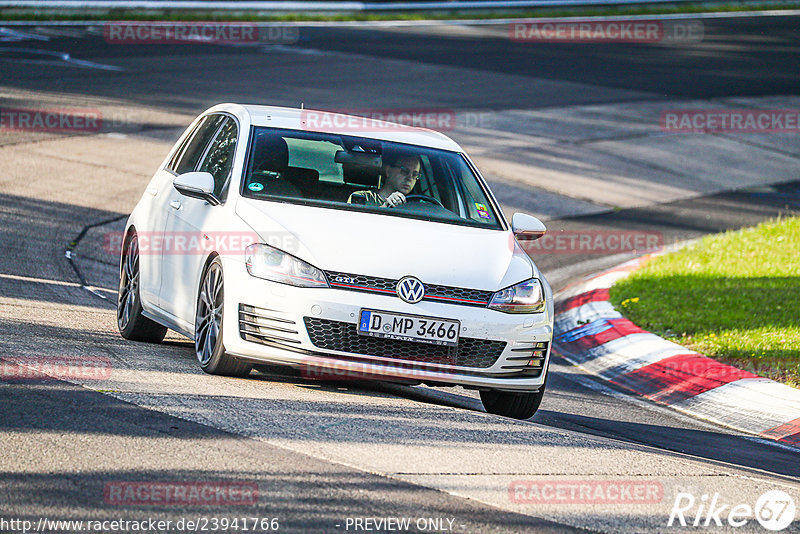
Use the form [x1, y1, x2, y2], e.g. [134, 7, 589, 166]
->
[553, 256, 800, 448]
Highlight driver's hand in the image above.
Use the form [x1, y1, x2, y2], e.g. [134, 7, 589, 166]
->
[381, 192, 406, 208]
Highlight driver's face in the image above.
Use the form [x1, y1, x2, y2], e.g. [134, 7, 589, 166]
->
[384, 157, 420, 195]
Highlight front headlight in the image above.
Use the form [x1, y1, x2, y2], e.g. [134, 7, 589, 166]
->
[488, 278, 545, 314]
[245, 243, 328, 288]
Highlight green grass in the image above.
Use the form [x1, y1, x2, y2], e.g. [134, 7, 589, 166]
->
[2, 1, 799, 22]
[609, 216, 800, 388]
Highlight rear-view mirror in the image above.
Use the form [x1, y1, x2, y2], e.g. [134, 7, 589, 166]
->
[334, 150, 382, 168]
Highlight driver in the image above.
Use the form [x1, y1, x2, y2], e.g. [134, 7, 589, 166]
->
[347, 152, 420, 208]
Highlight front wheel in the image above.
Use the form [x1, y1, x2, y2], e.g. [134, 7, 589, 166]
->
[117, 232, 167, 343]
[195, 257, 252, 377]
[480, 379, 547, 420]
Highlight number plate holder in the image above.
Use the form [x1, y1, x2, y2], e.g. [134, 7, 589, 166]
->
[357, 309, 460, 347]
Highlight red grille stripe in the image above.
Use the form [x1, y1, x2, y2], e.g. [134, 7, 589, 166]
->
[329, 282, 489, 305]
[426, 294, 488, 305]
[329, 282, 395, 293]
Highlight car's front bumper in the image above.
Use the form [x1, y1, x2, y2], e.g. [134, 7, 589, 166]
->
[221, 257, 554, 392]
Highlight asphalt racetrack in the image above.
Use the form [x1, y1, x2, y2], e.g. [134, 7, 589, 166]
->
[1, 13, 799, 532]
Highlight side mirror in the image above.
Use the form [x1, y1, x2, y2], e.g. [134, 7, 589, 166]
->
[173, 172, 219, 206]
[512, 213, 546, 241]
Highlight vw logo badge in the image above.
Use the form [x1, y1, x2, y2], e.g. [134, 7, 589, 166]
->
[396, 276, 425, 304]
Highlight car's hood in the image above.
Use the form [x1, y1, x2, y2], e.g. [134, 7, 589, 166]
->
[236, 198, 536, 291]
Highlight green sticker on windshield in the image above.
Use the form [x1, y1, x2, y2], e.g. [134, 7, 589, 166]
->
[249, 182, 264, 192]
[475, 203, 491, 219]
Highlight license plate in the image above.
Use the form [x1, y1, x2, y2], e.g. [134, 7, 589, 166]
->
[358, 309, 459, 347]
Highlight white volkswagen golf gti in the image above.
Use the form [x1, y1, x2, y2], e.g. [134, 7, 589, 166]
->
[118, 103, 554, 419]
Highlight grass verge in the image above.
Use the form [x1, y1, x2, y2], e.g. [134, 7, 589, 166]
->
[609, 216, 800, 388]
[1, 1, 799, 22]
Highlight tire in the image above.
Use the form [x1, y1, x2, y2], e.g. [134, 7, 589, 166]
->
[480, 378, 547, 420]
[195, 257, 252, 377]
[117, 232, 168, 343]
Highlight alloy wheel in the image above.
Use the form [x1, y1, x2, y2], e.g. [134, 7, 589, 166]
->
[195, 263, 223, 365]
[118, 237, 139, 331]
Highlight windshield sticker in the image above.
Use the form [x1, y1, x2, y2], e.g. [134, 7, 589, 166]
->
[475, 203, 491, 219]
[248, 182, 264, 192]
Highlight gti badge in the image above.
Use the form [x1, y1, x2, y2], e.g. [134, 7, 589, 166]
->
[396, 276, 425, 304]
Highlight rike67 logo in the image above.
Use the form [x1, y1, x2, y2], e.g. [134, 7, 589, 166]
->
[668, 490, 796, 531]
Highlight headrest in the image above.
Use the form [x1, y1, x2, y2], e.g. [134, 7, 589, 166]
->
[252, 133, 289, 172]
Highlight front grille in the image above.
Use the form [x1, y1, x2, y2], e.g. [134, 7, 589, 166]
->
[303, 317, 506, 369]
[325, 271, 494, 307]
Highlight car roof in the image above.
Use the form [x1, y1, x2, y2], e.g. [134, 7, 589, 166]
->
[207, 103, 465, 153]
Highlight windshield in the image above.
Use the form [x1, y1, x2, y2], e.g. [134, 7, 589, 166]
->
[240, 127, 504, 230]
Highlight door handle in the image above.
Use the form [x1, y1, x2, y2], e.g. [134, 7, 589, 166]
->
[170, 200, 182, 210]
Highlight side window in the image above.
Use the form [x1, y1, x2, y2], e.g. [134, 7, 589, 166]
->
[172, 114, 226, 175]
[167, 119, 202, 172]
[448, 157, 496, 225]
[198, 117, 238, 197]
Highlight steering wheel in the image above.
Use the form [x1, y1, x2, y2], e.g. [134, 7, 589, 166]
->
[404, 194, 444, 208]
